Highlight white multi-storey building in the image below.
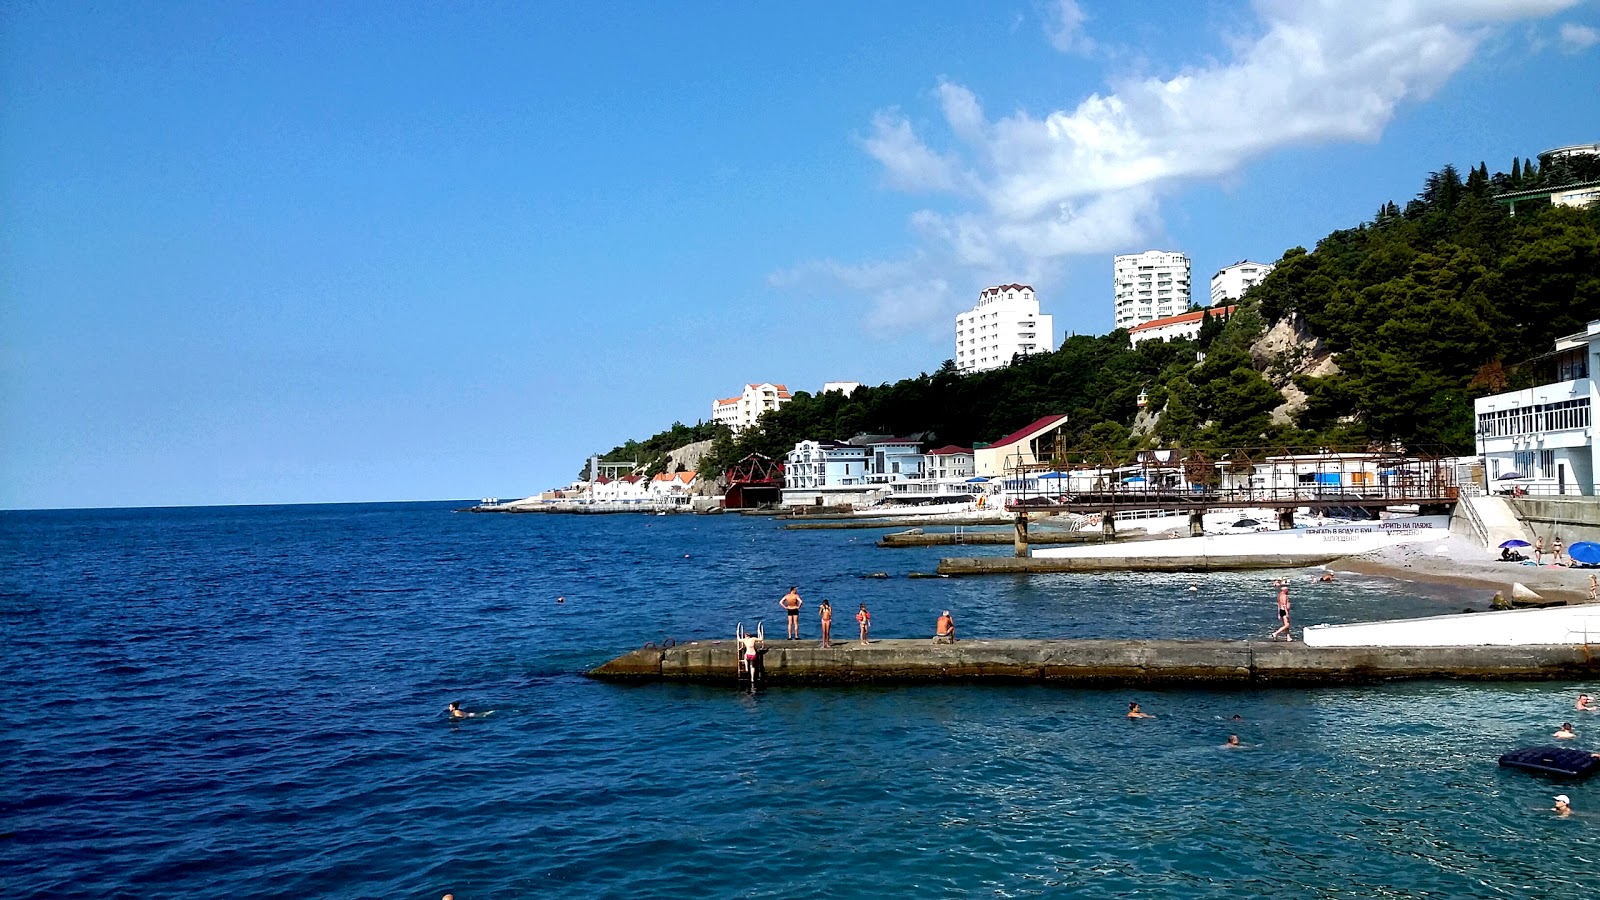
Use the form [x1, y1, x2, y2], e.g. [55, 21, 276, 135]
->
[1474, 321, 1598, 495]
[711, 383, 793, 433]
[1113, 251, 1191, 331]
[1210, 260, 1275, 305]
[954, 284, 1055, 373]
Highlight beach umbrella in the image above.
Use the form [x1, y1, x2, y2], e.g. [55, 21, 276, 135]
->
[1498, 539, 1532, 549]
[1497, 472, 1525, 480]
[1233, 518, 1261, 528]
[1037, 472, 1069, 480]
[1568, 542, 1600, 565]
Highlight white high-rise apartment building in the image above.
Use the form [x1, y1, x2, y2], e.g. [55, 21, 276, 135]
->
[954, 284, 1055, 373]
[1113, 251, 1191, 331]
[1210, 260, 1275, 305]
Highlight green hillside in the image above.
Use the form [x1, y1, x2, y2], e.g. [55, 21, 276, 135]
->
[621, 152, 1600, 479]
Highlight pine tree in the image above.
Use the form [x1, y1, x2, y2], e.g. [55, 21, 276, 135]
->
[1511, 157, 1522, 185]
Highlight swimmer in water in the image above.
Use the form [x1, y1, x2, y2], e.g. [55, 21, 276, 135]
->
[1188, 583, 1199, 592]
[1222, 734, 1242, 749]
[448, 702, 492, 720]
[1319, 572, 1335, 583]
[1578, 694, 1597, 712]
[1555, 722, 1577, 740]
[1554, 794, 1572, 817]
[1127, 702, 1154, 719]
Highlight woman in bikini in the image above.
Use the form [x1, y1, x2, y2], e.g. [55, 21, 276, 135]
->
[856, 603, 871, 644]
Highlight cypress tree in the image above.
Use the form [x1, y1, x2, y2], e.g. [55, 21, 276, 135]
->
[1511, 157, 1522, 184]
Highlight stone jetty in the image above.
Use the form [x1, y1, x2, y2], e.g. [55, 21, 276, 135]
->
[588, 638, 1600, 685]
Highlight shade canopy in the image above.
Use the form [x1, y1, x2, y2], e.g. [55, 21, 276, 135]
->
[1497, 472, 1526, 480]
[1568, 541, 1600, 565]
[1122, 476, 1146, 483]
[964, 476, 990, 483]
[1036, 472, 1069, 480]
[1233, 519, 1262, 528]
[1499, 539, 1532, 548]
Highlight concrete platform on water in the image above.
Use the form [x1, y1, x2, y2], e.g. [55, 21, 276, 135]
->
[587, 638, 1600, 685]
[935, 554, 1340, 574]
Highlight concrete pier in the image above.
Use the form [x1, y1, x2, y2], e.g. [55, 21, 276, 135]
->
[877, 530, 1102, 547]
[935, 553, 1340, 574]
[784, 516, 1014, 530]
[587, 638, 1600, 685]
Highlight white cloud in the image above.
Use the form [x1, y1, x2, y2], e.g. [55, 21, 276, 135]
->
[1045, 0, 1097, 55]
[787, 0, 1579, 338]
[1559, 22, 1599, 52]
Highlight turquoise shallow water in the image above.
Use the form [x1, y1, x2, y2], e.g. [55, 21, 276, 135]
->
[3, 503, 1599, 898]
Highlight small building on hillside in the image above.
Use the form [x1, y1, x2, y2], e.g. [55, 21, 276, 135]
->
[973, 415, 1071, 477]
[1127, 305, 1235, 346]
[1475, 320, 1599, 495]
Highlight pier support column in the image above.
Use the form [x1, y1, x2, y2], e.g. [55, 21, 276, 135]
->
[1189, 510, 1205, 537]
[1013, 513, 1030, 557]
[1101, 510, 1116, 540]
[1278, 507, 1295, 530]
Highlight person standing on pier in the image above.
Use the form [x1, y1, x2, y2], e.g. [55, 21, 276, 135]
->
[1271, 584, 1292, 641]
[819, 598, 833, 648]
[1535, 536, 1545, 565]
[781, 586, 803, 639]
[856, 603, 871, 644]
[1553, 536, 1566, 565]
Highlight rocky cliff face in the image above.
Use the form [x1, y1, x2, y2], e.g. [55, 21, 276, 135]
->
[1250, 313, 1339, 426]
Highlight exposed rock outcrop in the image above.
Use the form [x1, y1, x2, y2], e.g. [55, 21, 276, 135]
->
[1250, 313, 1339, 426]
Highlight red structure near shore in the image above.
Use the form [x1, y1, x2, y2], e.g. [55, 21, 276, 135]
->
[723, 453, 784, 509]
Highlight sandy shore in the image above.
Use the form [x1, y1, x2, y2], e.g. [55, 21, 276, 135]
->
[1329, 532, 1597, 604]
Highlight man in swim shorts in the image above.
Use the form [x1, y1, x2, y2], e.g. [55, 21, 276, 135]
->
[933, 610, 955, 644]
[781, 586, 802, 639]
[740, 632, 762, 685]
[1271, 585, 1292, 641]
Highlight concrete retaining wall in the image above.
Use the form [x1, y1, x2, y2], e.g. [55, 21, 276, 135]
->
[1511, 497, 1600, 544]
[587, 638, 1600, 685]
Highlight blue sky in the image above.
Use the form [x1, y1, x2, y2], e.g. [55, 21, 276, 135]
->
[3, 0, 1598, 509]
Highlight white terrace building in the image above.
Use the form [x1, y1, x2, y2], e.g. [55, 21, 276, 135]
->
[1210, 260, 1275, 305]
[954, 284, 1054, 373]
[1127, 305, 1235, 346]
[1475, 321, 1599, 495]
[711, 382, 793, 433]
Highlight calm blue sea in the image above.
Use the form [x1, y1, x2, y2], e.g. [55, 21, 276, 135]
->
[3, 502, 1599, 899]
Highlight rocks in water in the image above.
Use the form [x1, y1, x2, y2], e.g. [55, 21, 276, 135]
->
[860, 572, 890, 579]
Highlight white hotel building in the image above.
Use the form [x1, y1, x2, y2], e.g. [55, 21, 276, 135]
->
[1210, 260, 1275, 305]
[711, 383, 792, 433]
[1113, 251, 1191, 330]
[954, 284, 1054, 373]
[1474, 321, 1598, 494]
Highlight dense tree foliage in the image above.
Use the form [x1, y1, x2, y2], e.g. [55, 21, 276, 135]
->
[620, 153, 1600, 480]
[582, 420, 728, 479]
[1253, 157, 1600, 450]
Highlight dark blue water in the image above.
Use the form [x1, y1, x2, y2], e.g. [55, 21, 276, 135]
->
[4, 502, 1599, 899]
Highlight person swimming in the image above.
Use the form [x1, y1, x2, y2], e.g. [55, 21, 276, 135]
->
[1577, 694, 1597, 712]
[1222, 734, 1242, 748]
[1127, 702, 1154, 719]
[1555, 722, 1577, 740]
[1554, 794, 1572, 817]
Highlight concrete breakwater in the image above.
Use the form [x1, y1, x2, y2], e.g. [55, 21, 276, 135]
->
[784, 516, 1012, 530]
[935, 554, 1341, 574]
[588, 638, 1600, 685]
[878, 530, 1103, 547]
